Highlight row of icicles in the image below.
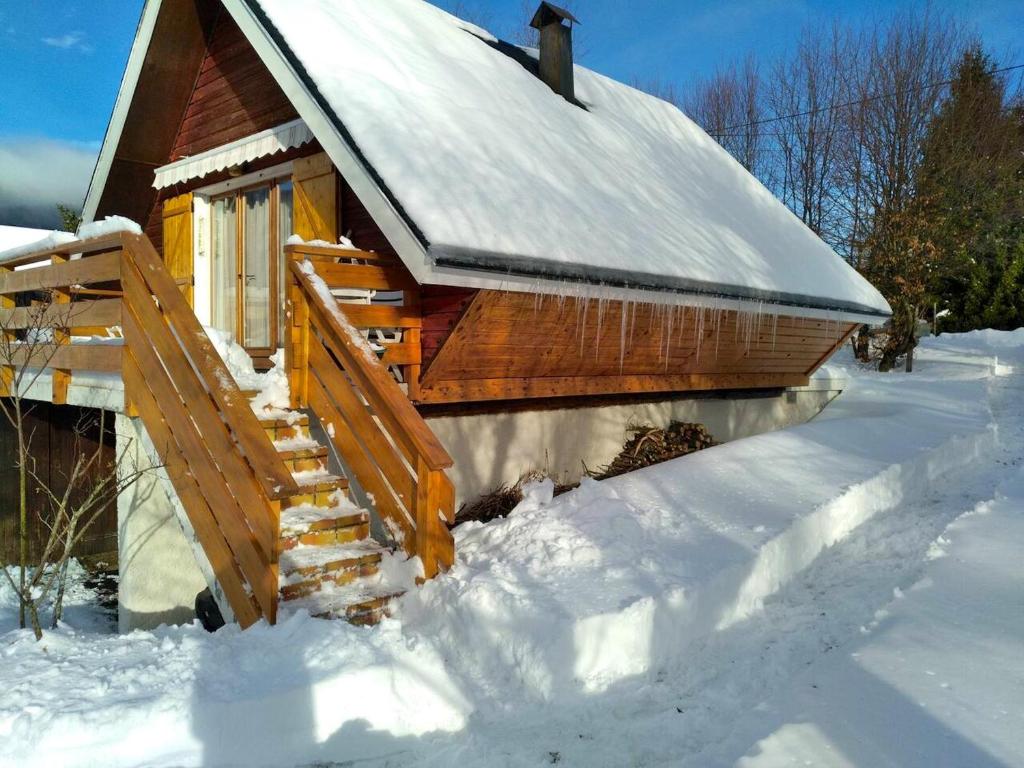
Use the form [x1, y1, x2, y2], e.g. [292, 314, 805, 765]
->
[513, 288, 849, 373]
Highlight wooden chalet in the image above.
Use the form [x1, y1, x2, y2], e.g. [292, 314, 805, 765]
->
[0, 0, 889, 629]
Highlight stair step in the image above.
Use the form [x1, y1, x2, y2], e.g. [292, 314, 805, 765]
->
[346, 594, 401, 626]
[280, 559, 380, 601]
[280, 541, 384, 579]
[279, 508, 370, 551]
[281, 505, 366, 533]
[278, 445, 328, 473]
[279, 542, 384, 602]
[280, 583, 403, 625]
[283, 477, 351, 511]
[261, 415, 311, 442]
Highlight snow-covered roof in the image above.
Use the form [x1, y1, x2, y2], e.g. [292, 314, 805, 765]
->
[0, 225, 58, 255]
[87, 0, 891, 322]
[242, 0, 889, 320]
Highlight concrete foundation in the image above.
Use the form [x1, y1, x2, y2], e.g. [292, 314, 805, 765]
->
[427, 382, 844, 505]
[115, 415, 207, 632]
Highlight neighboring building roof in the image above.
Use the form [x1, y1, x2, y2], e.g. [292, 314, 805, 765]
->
[86, 0, 891, 322]
[0, 225, 55, 253]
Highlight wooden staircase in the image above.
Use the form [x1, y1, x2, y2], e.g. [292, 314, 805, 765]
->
[0, 232, 456, 629]
[255, 404, 399, 624]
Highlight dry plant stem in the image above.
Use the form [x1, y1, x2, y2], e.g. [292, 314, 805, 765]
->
[0, 292, 157, 639]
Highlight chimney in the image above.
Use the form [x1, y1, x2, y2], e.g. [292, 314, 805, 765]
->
[530, 2, 579, 103]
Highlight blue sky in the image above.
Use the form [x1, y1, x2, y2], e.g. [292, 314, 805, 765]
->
[0, 0, 1020, 227]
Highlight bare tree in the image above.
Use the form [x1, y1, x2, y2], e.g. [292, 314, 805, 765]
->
[438, 0, 495, 31]
[0, 290, 152, 639]
[684, 55, 769, 181]
[765, 24, 851, 247]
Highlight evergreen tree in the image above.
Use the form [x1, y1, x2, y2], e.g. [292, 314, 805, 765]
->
[915, 47, 1024, 331]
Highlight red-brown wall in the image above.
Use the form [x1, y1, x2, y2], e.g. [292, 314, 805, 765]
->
[144, 10, 300, 253]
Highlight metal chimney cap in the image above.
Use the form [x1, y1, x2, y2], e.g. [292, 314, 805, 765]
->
[530, 2, 580, 30]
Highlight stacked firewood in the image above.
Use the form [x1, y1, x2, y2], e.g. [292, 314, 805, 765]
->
[593, 422, 715, 480]
[453, 422, 715, 528]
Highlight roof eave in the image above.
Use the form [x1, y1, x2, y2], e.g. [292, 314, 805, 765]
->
[81, 0, 164, 225]
[427, 247, 891, 325]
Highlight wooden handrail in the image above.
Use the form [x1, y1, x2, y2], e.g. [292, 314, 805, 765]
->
[124, 234, 298, 500]
[283, 243, 394, 264]
[291, 262, 451, 470]
[289, 257, 456, 578]
[0, 233, 126, 271]
[0, 230, 302, 625]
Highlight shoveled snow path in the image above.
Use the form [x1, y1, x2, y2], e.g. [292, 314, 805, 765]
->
[391, 370, 1024, 767]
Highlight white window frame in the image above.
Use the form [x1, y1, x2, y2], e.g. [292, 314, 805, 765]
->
[191, 160, 295, 344]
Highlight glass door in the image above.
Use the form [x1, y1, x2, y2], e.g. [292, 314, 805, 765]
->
[242, 187, 271, 350]
[211, 196, 238, 341]
[207, 176, 292, 354]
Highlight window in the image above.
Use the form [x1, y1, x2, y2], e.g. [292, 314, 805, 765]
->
[209, 177, 293, 352]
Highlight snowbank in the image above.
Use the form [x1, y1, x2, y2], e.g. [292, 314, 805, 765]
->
[727, 463, 1024, 768]
[0, 331, 1017, 767]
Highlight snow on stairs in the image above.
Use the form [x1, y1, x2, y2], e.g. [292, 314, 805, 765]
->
[254, 405, 401, 625]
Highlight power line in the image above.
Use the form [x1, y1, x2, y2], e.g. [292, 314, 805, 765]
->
[706, 62, 1024, 137]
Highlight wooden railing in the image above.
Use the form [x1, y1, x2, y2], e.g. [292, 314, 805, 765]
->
[285, 244, 455, 578]
[0, 232, 299, 627]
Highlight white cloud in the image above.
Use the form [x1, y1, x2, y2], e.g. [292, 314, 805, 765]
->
[0, 138, 98, 228]
[42, 30, 91, 52]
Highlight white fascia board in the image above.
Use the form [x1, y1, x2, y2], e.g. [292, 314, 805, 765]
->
[82, 0, 164, 225]
[221, 0, 433, 282]
[425, 262, 885, 326]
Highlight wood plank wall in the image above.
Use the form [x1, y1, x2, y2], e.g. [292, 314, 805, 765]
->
[417, 290, 857, 403]
[0, 404, 117, 564]
[143, 10, 301, 254]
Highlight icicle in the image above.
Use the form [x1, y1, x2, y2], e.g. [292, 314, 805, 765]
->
[619, 300, 627, 375]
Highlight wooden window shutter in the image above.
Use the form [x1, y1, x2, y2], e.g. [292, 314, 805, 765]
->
[162, 191, 195, 305]
[292, 152, 338, 242]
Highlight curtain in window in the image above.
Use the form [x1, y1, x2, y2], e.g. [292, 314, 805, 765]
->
[243, 187, 272, 348]
[277, 181, 293, 347]
[211, 197, 237, 340]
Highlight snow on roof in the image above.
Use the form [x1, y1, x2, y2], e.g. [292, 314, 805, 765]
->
[0, 225, 59, 253]
[242, 0, 890, 320]
[0, 225, 74, 265]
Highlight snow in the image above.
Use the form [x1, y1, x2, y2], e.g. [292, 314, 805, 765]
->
[0, 224, 56, 255]
[0, 217, 142, 265]
[0, 228, 75, 265]
[203, 328, 290, 410]
[3, 330, 1024, 766]
[298, 259, 381, 365]
[76, 215, 142, 241]
[252, 0, 889, 320]
[285, 233, 358, 250]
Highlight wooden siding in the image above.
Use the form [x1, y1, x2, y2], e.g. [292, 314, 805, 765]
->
[171, 11, 297, 159]
[143, 9, 303, 254]
[421, 286, 477, 367]
[417, 290, 857, 403]
[0, 404, 117, 564]
[340, 180, 400, 260]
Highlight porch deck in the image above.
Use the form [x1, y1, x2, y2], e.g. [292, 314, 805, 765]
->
[0, 231, 455, 626]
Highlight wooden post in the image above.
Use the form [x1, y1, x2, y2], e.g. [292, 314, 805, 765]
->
[286, 255, 310, 409]
[414, 456, 438, 580]
[51, 254, 71, 404]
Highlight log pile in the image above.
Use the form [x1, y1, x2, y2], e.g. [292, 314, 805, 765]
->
[453, 422, 715, 528]
[592, 422, 715, 480]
